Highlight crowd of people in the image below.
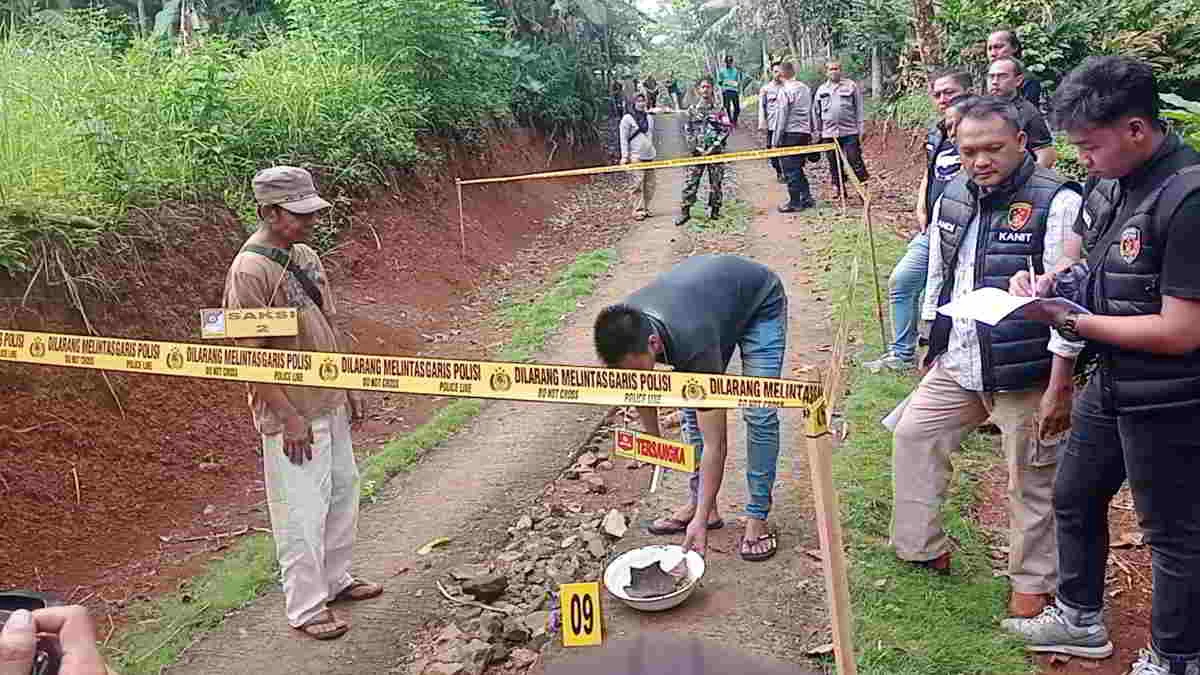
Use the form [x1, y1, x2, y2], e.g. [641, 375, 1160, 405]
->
[8, 28, 1199, 675]
[608, 30, 1200, 675]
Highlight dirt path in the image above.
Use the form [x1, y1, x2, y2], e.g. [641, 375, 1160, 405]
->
[169, 116, 845, 675]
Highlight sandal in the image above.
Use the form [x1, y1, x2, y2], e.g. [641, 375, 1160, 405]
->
[739, 532, 778, 562]
[293, 609, 348, 640]
[333, 578, 384, 602]
[647, 517, 725, 536]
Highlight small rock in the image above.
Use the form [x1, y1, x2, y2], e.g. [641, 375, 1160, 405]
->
[454, 606, 483, 622]
[577, 451, 599, 467]
[601, 509, 628, 538]
[462, 574, 508, 603]
[434, 638, 466, 663]
[460, 640, 493, 675]
[497, 550, 523, 563]
[449, 564, 491, 581]
[477, 615, 504, 643]
[510, 649, 539, 668]
[502, 617, 532, 643]
[425, 662, 466, 675]
[597, 460, 615, 471]
[582, 532, 606, 559]
[561, 535, 579, 549]
[515, 515, 534, 531]
[202, 504, 215, 516]
[436, 624, 465, 644]
[490, 643, 512, 664]
[585, 476, 607, 493]
[523, 611, 551, 637]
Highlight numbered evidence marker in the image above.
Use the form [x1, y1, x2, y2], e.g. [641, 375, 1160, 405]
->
[559, 582, 602, 647]
[613, 429, 696, 472]
[199, 308, 298, 339]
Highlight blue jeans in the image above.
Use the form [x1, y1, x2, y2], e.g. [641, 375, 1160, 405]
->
[888, 232, 929, 362]
[680, 286, 787, 521]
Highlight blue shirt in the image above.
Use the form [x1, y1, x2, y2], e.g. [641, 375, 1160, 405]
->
[718, 67, 740, 93]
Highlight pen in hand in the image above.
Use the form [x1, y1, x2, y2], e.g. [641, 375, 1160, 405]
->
[1027, 256, 1038, 298]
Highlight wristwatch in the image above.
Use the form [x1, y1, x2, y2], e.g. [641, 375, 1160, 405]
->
[1057, 311, 1083, 341]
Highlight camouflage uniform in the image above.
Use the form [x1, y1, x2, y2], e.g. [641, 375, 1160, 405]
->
[681, 98, 732, 211]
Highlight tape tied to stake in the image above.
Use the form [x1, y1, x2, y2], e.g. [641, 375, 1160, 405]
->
[1, 329, 828, 429]
[458, 143, 837, 186]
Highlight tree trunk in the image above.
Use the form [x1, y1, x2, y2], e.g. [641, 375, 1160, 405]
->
[871, 44, 882, 99]
[911, 0, 942, 82]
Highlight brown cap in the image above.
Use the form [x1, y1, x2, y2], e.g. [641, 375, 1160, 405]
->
[252, 166, 332, 214]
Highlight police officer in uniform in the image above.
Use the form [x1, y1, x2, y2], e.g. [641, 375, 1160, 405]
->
[1004, 55, 1200, 675]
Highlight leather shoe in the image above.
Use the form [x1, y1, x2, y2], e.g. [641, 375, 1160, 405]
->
[910, 551, 951, 576]
[1008, 591, 1052, 618]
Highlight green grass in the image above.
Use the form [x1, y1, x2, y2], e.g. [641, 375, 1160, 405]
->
[822, 221, 1034, 674]
[499, 248, 616, 362]
[104, 246, 617, 673]
[685, 197, 752, 234]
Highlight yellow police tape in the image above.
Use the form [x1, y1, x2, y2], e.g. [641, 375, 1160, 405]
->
[0, 329, 827, 425]
[458, 143, 836, 186]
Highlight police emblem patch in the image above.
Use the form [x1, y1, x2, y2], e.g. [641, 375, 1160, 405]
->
[1119, 226, 1142, 264]
[1008, 202, 1033, 231]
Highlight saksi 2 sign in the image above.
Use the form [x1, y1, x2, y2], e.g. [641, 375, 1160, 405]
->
[614, 430, 696, 473]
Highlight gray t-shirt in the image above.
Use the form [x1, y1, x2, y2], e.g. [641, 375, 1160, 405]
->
[625, 255, 782, 374]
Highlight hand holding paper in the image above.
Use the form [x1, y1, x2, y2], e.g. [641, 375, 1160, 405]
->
[938, 287, 1089, 326]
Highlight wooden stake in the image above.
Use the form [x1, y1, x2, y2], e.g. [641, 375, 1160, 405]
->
[862, 197, 888, 349]
[457, 179, 467, 257]
[803, 403, 858, 675]
[649, 465, 663, 493]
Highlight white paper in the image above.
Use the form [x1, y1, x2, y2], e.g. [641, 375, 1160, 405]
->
[937, 288, 1090, 326]
[938, 287, 1035, 325]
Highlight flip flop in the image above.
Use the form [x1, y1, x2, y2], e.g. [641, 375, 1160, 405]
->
[293, 610, 348, 640]
[739, 532, 778, 562]
[333, 578, 384, 602]
[647, 517, 725, 536]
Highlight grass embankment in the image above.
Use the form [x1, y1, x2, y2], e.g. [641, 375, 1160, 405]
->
[822, 224, 1033, 674]
[685, 197, 754, 234]
[107, 248, 616, 674]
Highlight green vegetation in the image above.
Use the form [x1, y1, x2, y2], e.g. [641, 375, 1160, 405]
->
[822, 222, 1033, 674]
[0, 1, 645, 274]
[500, 248, 616, 362]
[686, 197, 753, 234]
[109, 535, 278, 675]
[103, 245, 616, 671]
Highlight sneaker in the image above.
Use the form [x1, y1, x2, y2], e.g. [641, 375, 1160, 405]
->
[1000, 605, 1114, 659]
[674, 210, 691, 227]
[777, 200, 812, 214]
[863, 353, 915, 373]
[1126, 648, 1200, 675]
[706, 206, 720, 220]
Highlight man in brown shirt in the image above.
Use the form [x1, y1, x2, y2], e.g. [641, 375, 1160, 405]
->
[223, 166, 381, 639]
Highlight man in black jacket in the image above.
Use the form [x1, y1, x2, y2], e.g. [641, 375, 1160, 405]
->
[891, 96, 1083, 620]
[1004, 56, 1200, 675]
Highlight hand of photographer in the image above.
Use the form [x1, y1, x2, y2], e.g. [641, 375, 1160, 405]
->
[1, 606, 107, 675]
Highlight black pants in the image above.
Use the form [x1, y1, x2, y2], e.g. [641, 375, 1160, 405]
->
[765, 131, 781, 176]
[722, 90, 740, 125]
[823, 134, 869, 193]
[1056, 376, 1200, 660]
[779, 132, 814, 206]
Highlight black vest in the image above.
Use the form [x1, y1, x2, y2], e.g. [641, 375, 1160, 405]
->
[1078, 134, 1200, 412]
[927, 155, 1080, 391]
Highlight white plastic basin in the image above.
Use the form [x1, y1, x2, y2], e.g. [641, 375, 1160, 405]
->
[603, 545, 706, 612]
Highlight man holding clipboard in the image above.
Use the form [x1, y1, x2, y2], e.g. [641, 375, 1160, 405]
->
[889, 96, 1083, 620]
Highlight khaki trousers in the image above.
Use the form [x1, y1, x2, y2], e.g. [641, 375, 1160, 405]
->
[262, 405, 360, 626]
[631, 159, 656, 215]
[891, 363, 1058, 594]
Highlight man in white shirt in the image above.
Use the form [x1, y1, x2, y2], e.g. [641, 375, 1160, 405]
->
[890, 96, 1083, 620]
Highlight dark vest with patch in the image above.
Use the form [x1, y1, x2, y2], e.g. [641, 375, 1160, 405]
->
[927, 154, 1080, 391]
[1078, 134, 1200, 412]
